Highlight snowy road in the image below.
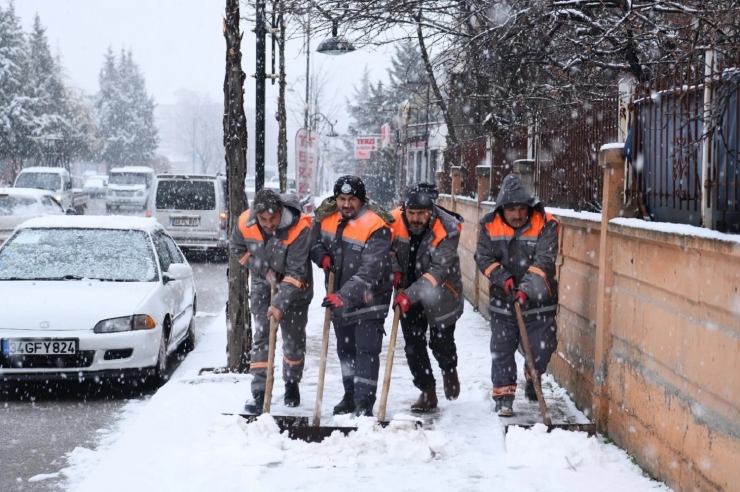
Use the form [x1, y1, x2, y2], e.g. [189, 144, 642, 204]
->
[0, 241, 227, 492]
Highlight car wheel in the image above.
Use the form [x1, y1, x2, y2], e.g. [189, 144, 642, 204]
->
[182, 300, 196, 353]
[152, 322, 170, 387]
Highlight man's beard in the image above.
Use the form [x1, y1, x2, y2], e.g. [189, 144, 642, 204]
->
[409, 223, 426, 234]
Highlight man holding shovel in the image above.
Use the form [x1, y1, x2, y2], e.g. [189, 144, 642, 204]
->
[474, 173, 560, 417]
[230, 189, 313, 414]
[311, 176, 393, 418]
[389, 183, 465, 412]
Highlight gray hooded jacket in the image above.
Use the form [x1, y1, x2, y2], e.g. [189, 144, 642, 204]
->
[229, 193, 314, 312]
[474, 174, 559, 321]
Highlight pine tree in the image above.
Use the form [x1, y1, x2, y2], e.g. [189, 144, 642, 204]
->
[94, 47, 158, 170]
[0, 1, 33, 165]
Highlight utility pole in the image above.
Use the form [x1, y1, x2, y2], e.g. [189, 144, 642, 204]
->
[255, 0, 266, 192]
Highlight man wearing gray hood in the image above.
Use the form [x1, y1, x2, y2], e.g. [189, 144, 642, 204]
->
[474, 173, 559, 417]
[230, 189, 313, 414]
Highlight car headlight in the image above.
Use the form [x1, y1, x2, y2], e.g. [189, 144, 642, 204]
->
[54, 195, 63, 202]
[94, 315, 156, 333]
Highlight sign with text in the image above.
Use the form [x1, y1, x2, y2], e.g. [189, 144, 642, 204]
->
[295, 128, 317, 199]
[380, 124, 392, 148]
[354, 136, 378, 160]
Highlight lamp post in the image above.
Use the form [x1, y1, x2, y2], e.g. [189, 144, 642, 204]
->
[310, 112, 339, 194]
[255, 0, 267, 193]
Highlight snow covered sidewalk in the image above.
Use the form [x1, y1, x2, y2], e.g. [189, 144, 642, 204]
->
[66, 265, 669, 492]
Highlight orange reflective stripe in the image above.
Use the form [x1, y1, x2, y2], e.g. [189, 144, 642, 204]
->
[492, 384, 517, 397]
[444, 281, 459, 298]
[238, 251, 251, 265]
[281, 213, 312, 245]
[484, 262, 501, 276]
[283, 355, 303, 366]
[238, 210, 263, 242]
[390, 208, 409, 241]
[250, 361, 268, 369]
[320, 209, 387, 245]
[429, 217, 448, 247]
[282, 276, 304, 289]
[422, 272, 438, 287]
[528, 265, 553, 297]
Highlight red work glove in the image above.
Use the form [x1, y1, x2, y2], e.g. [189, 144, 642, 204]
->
[514, 290, 528, 306]
[503, 277, 515, 296]
[321, 293, 344, 308]
[393, 272, 403, 290]
[320, 255, 332, 273]
[393, 293, 412, 314]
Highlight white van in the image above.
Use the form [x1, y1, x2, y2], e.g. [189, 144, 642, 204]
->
[148, 174, 228, 253]
[13, 167, 88, 213]
[106, 166, 155, 212]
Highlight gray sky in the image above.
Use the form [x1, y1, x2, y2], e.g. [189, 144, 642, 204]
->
[8, 0, 396, 133]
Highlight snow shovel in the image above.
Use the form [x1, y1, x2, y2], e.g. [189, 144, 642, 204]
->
[377, 289, 403, 422]
[239, 272, 400, 442]
[505, 302, 595, 436]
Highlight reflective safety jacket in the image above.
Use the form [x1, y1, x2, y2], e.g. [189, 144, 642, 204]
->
[389, 205, 464, 328]
[475, 175, 559, 322]
[229, 195, 313, 312]
[310, 205, 393, 324]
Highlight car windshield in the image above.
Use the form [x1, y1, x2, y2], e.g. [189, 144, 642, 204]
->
[110, 172, 149, 186]
[156, 180, 216, 210]
[15, 173, 61, 191]
[0, 228, 157, 282]
[0, 196, 43, 216]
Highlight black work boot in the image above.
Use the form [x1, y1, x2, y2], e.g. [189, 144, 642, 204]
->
[494, 395, 515, 417]
[244, 391, 265, 415]
[354, 399, 374, 417]
[410, 386, 438, 412]
[333, 392, 356, 415]
[524, 379, 538, 402]
[442, 368, 460, 400]
[284, 381, 300, 407]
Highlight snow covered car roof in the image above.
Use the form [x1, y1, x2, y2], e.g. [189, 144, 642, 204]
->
[16, 167, 69, 175]
[111, 166, 155, 173]
[0, 187, 57, 198]
[17, 215, 162, 233]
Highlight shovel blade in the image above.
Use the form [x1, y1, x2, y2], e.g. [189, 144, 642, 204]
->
[504, 423, 596, 436]
[235, 414, 419, 443]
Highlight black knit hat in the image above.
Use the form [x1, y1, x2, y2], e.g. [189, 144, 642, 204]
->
[333, 175, 366, 202]
[404, 182, 438, 210]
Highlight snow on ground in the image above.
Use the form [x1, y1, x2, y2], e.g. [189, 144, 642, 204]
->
[65, 265, 670, 492]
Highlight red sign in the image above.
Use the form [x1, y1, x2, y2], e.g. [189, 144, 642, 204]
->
[295, 128, 317, 199]
[380, 124, 391, 147]
[354, 136, 377, 160]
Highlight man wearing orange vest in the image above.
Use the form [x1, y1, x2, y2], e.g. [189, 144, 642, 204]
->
[230, 189, 313, 414]
[311, 176, 393, 417]
[389, 183, 464, 412]
[475, 173, 559, 417]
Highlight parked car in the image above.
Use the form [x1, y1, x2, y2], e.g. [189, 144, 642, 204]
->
[13, 167, 88, 214]
[264, 176, 298, 195]
[148, 174, 228, 254]
[83, 175, 108, 198]
[0, 216, 196, 385]
[244, 175, 256, 201]
[0, 188, 67, 244]
[106, 166, 155, 212]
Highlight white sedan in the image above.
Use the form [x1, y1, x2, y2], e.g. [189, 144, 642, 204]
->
[0, 216, 196, 386]
[0, 187, 66, 244]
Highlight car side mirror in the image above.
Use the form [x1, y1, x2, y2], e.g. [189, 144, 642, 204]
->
[65, 208, 77, 215]
[163, 263, 193, 284]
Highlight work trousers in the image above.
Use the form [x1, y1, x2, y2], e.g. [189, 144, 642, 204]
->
[490, 315, 557, 390]
[250, 292, 308, 394]
[334, 318, 384, 406]
[401, 303, 458, 391]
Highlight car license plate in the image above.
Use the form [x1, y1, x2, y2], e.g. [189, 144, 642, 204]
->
[171, 217, 200, 227]
[1, 339, 78, 356]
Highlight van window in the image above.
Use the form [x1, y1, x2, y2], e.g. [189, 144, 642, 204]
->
[156, 180, 216, 210]
[15, 173, 61, 192]
[110, 172, 150, 187]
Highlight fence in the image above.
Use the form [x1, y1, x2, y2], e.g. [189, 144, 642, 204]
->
[630, 48, 740, 232]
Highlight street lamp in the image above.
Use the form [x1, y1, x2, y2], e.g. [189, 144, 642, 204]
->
[316, 20, 356, 55]
[312, 112, 339, 137]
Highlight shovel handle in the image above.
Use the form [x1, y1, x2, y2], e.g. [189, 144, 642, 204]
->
[263, 285, 279, 415]
[514, 302, 552, 426]
[312, 272, 335, 426]
[377, 288, 403, 422]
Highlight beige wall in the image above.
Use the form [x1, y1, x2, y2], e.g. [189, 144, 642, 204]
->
[439, 169, 740, 491]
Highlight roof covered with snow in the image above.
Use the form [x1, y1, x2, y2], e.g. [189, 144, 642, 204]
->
[18, 215, 162, 233]
[0, 187, 55, 198]
[16, 167, 69, 174]
[110, 166, 155, 173]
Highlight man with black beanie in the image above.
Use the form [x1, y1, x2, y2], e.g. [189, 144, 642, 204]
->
[310, 175, 393, 417]
[389, 183, 465, 412]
